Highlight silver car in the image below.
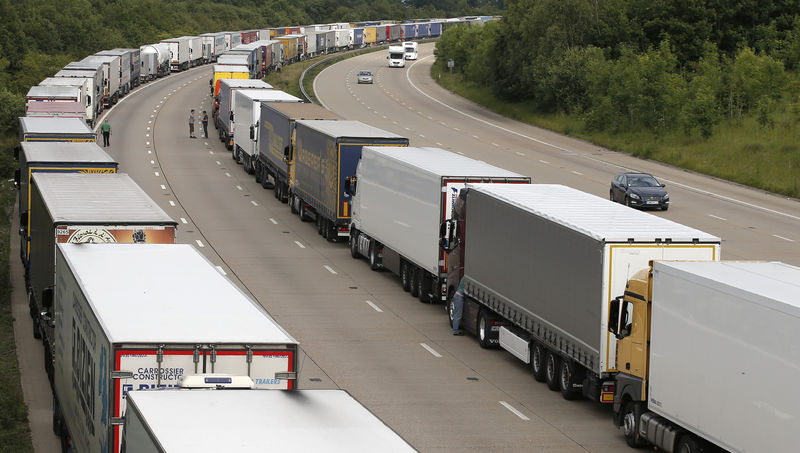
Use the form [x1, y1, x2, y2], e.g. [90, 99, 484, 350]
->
[357, 70, 373, 84]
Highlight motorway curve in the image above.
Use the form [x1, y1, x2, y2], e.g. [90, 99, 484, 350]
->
[16, 42, 799, 453]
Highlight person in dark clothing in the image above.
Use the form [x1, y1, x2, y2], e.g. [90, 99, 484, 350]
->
[202, 110, 209, 138]
[189, 109, 196, 138]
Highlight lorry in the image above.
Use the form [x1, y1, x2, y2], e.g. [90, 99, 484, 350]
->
[96, 50, 132, 96]
[403, 24, 418, 40]
[278, 34, 300, 63]
[608, 260, 800, 452]
[349, 146, 529, 303]
[114, 48, 141, 88]
[214, 81, 272, 148]
[440, 184, 721, 401]
[216, 52, 255, 78]
[403, 41, 419, 60]
[38, 78, 93, 123]
[25, 101, 86, 122]
[122, 387, 416, 452]
[18, 117, 96, 143]
[179, 36, 203, 67]
[292, 120, 408, 240]
[232, 89, 302, 173]
[28, 173, 177, 379]
[388, 45, 406, 67]
[82, 54, 122, 106]
[199, 32, 226, 62]
[139, 43, 171, 80]
[52, 243, 300, 453]
[15, 142, 117, 269]
[25, 85, 81, 106]
[256, 102, 341, 198]
[60, 62, 105, 114]
[161, 37, 191, 71]
[212, 64, 250, 98]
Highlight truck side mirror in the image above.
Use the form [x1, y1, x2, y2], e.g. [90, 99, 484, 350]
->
[283, 145, 290, 162]
[249, 125, 255, 140]
[41, 287, 53, 309]
[14, 169, 20, 189]
[13, 145, 20, 160]
[230, 112, 234, 121]
[439, 219, 457, 252]
[608, 296, 622, 336]
[19, 211, 27, 234]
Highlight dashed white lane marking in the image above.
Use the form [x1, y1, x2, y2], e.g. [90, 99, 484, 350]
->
[204, 142, 208, 145]
[499, 401, 530, 421]
[150, 160, 155, 164]
[147, 150, 152, 154]
[708, 214, 727, 221]
[323, 265, 337, 274]
[180, 218, 187, 224]
[236, 185, 243, 191]
[454, 127, 461, 131]
[146, 141, 150, 145]
[420, 343, 442, 358]
[216, 161, 221, 165]
[225, 172, 231, 177]
[294, 241, 305, 249]
[571, 170, 584, 176]
[539, 160, 550, 164]
[516, 152, 525, 156]
[209, 150, 214, 155]
[492, 143, 499, 147]
[419, 134, 425, 138]
[269, 218, 277, 224]
[436, 142, 443, 146]
[366, 301, 383, 312]
[154, 171, 160, 176]
[168, 200, 175, 206]
[195, 240, 204, 248]
[215, 266, 227, 276]
[251, 200, 258, 206]
[457, 151, 464, 155]
[472, 135, 479, 139]
[773, 234, 795, 242]
[147, 127, 151, 130]
[160, 185, 166, 190]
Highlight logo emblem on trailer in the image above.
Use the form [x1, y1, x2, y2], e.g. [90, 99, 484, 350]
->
[67, 229, 117, 243]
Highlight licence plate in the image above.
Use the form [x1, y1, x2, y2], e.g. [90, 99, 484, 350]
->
[646, 200, 659, 205]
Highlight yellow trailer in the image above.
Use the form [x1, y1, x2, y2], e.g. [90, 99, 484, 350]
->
[279, 36, 299, 63]
[212, 64, 250, 97]
[364, 27, 377, 45]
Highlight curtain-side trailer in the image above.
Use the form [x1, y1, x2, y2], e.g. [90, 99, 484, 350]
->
[442, 184, 721, 402]
[214, 80, 272, 147]
[232, 90, 302, 174]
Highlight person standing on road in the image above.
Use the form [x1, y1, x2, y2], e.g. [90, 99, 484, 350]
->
[100, 118, 112, 147]
[189, 109, 196, 138]
[202, 110, 209, 138]
[452, 277, 465, 335]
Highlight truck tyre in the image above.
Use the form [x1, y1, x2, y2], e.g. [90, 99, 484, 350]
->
[477, 311, 496, 348]
[280, 184, 289, 203]
[29, 291, 36, 318]
[531, 342, 547, 382]
[545, 350, 561, 391]
[232, 147, 238, 161]
[299, 199, 310, 222]
[350, 232, 360, 258]
[609, 190, 615, 202]
[400, 261, 411, 292]
[410, 267, 420, 297]
[559, 360, 582, 400]
[246, 157, 255, 175]
[290, 195, 298, 214]
[676, 435, 701, 453]
[317, 216, 325, 237]
[255, 164, 264, 184]
[368, 241, 380, 270]
[417, 272, 431, 303]
[52, 397, 61, 436]
[621, 401, 648, 448]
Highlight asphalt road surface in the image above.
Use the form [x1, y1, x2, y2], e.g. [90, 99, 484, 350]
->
[13, 43, 799, 452]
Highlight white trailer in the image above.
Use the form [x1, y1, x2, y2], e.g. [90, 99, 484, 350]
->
[60, 62, 105, 114]
[180, 35, 203, 66]
[96, 50, 132, 95]
[232, 89, 302, 173]
[25, 85, 81, 105]
[123, 388, 416, 452]
[81, 55, 121, 106]
[350, 146, 529, 303]
[200, 32, 225, 62]
[52, 243, 299, 453]
[334, 29, 350, 50]
[611, 261, 800, 452]
[161, 37, 191, 71]
[50, 73, 98, 123]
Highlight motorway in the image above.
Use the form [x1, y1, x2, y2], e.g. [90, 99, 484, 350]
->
[12, 42, 799, 453]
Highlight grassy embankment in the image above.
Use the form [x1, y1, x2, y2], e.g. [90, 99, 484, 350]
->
[430, 62, 800, 198]
[0, 177, 33, 452]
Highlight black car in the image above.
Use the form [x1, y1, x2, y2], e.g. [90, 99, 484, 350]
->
[610, 172, 669, 210]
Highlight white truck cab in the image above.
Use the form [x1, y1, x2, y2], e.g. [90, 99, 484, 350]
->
[387, 45, 405, 67]
[403, 41, 418, 60]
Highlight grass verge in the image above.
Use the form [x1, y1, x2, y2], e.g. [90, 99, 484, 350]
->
[431, 62, 800, 198]
[0, 179, 33, 453]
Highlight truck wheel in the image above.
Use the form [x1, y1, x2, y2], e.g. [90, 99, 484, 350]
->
[531, 342, 547, 382]
[350, 232, 360, 258]
[299, 199, 309, 222]
[676, 435, 701, 453]
[246, 157, 255, 175]
[410, 267, 420, 297]
[255, 165, 264, 183]
[621, 401, 647, 448]
[290, 195, 298, 214]
[417, 272, 431, 303]
[326, 221, 338, 242]
[559, 360, 581, 400]
[368, 241, 381, 270]
[477, 311, 496, 348]
[29, 291, 36, 318]
[280, 184, 289, 203]
[400, 261, 411, 292]
[447, 297, 455, 327]
[52, 397, 61, 436]
[545, 350, 561, 391]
